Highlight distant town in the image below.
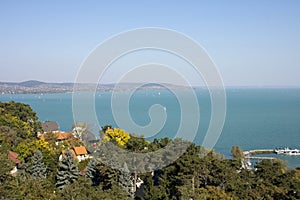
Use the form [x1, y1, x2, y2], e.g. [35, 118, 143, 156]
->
[0, 80, 188, 94]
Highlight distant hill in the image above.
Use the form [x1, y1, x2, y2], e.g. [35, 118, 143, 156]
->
[0, 80, 74, 94]
[18, 80, 47, 87]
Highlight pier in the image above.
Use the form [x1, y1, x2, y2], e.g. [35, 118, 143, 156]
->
[246, 156, 275, 160]
[244, 149, 274, 156]
[243, 149, 276, 161]
[242, 149, 277, 169]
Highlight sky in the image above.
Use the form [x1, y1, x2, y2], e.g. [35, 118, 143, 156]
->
[0, 0, 300, 86]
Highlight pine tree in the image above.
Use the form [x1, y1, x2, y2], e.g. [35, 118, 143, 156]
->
[118, 162, 134, 199]
[30, 150, 47, 179]
[85, 159, 96, 179]
[85, 159, 101, 185]
[17, 160, 30, 179]
[56, 149, 79, 189]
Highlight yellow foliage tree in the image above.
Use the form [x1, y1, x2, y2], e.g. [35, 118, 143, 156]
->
[104, 128, 130, 146]
[0, 114, 33, 139]
[15, 139, 55, 160]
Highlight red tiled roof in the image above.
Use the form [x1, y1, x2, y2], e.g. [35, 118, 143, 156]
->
[8, 151, 20, 164]
[73, 146, 88, 155]
[56, 132, 73, 140]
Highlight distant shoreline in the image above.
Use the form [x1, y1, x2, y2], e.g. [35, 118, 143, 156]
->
[1, 80, 300, 94]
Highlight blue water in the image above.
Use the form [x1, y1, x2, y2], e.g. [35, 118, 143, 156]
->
[1, 88, 300, 168]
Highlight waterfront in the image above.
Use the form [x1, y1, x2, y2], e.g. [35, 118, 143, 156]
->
[1, 88, 300, 168]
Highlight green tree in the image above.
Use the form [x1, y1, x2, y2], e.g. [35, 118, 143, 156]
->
[56, 150, 79, 189]
[0, 176, 56, 200]
[142, 173, 168, 200]
[0, 126, 18, 149]
[99, 164, 119, 190]
[0, 114, 33, 139]
[231, 146, 244, 160]
[126, 134, 150, 152]
[0, 101, 42, 133]
[255, 159, 287, 184]
[30, 150, 47, 179]
[14, 138, 58, 173]
[119, 162, 134, 199]
[0, 150, 14, 183]
[85, 158, 101, 186]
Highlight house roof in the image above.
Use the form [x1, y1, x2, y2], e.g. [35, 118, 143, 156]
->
[8, 151, 20, 164]
[61, 146, 88, 158]
[73, 146, 88, 155]
[56, 132, 73, 140]
[41, 121, 59, 132]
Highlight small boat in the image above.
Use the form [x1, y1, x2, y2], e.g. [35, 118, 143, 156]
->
[274, 147, 300, 155]
[247, 160, 252, 166]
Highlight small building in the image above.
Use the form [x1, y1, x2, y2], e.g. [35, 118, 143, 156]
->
[55, 132, 74, 145]
[8, 151, 20, 175]
[73, 146, 92, 162]
[41, 121, 59, 133]
[37, 121, 60, 138]
[59, 146, 92, 162]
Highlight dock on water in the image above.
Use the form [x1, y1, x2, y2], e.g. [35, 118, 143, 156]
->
[244, 149, 274, 156]
[246, 156, 275, 160]
[243, 149, 276, 161]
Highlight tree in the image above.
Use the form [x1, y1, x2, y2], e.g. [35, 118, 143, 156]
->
[104, 128, 130, 147]
[101, 125, 112, 133]
[231, 146, 244, 160]
[142, 173, 168, 200]
[0, 150, 14, 183]
[0, 126, 18, 149]
[0, 114, 33, 139]
[30, 150, 47, 179]
[126, 134, 150, 152]
[99, 125, 112, 139]
[100, 164, 119, 190]
[0, 101, 42, 133]
[56, 150, 79, 189]
[255, 159, 287, 184]
[0, 175, 56, 199]
[72, 122, 96, 142]
[56, 176, 131, 200]
[85, 158, 101, 186]
[14, 138, 56, 170]
[119, 162, 134, 199]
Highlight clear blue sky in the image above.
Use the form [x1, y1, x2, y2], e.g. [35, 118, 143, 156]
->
[0, 0, 300, 86]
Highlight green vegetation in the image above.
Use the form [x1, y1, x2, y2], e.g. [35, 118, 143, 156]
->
[29, 150, 47, 179]
[85, 158, 101, 186]
[231, 146, 244, 160]
[119, 162, 135, 198]
[0, 101, 300, 199]
[0, 101, 42, 134]
[56, 150, 80, 189]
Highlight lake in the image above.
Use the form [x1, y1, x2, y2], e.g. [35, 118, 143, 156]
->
[1, 88, 300, 168]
